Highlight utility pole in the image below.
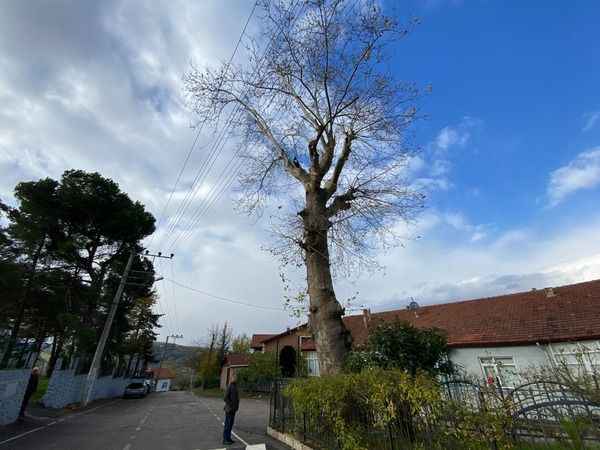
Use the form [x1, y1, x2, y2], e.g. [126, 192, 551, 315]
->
[159, 333, 183, 368]
[82, 250, 135, 406]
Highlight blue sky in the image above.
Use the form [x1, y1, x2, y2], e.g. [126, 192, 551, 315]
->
[1, 1, 600, 344]
[390, 0, 600, 235]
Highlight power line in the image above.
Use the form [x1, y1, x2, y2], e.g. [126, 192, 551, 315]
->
[164, 277, 285, 312]
[165, 1, 306, 251]
[168, 148, 245, 250]
[163, 104, 244, 244]
[149, 0, 259, 249]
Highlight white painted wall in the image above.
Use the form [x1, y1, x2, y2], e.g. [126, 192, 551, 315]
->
[449, 340, 600, 386]
[155, 379, 171, 392]
[449, 344, 551, 385]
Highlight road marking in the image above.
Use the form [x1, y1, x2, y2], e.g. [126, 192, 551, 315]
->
[0, 399, 121, 447]
[204, 446, 266, 450]
[0, 427, 46, 446]
[195, 397, 250, 447]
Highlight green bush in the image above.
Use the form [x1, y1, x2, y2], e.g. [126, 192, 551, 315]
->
[237, 352, 280, 387]
[283, 369, 600, 450]
[345, 320, 454, 377]
[285, 368, 442, 450]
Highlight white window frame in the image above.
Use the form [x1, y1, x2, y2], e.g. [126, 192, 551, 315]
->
[549, 342, 600, 375]
[479, 356, 517, 388]
[304, 351, 320, 377]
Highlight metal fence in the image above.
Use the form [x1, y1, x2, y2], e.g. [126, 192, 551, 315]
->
[270, 378, 600, 449]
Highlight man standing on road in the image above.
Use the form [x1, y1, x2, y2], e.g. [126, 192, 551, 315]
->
[19, 367, 40, 420]
[222, 371, 239, 446]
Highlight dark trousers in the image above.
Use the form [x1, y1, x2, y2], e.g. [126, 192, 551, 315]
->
[19, 393, 32, 418]
[223, 412, 236, 442]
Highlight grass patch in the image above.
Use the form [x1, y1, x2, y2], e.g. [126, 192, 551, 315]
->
[31, 377, 49, 404]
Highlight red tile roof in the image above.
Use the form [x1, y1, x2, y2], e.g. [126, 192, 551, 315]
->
[148, 367, 176, 379]
[224, 353, 250, 367]
[261, 279, 600, 349]
[250, 334, 277, 349]
[348, 279, 600, 348]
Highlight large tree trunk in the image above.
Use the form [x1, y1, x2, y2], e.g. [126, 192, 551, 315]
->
[47, 334, 64, 378]
[304, 192, 350, 375]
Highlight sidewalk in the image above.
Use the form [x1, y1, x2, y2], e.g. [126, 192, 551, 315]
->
[0, 398, 119, 444]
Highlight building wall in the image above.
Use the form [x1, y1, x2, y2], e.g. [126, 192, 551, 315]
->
[262, 328, 311, 354]
[155, 378, 171, 392]
[0, 369, 30, 425]
[449, 344, 551, 385]
[42, 369, 133, 408]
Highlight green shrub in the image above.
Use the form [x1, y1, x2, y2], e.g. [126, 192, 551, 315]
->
[285, 368, 442, 450]
[345, 320, 454, 377]
[237, 352, 280, 386]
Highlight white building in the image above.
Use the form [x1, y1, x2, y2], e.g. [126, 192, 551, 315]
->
[254, 279, 600, 386]
[148, 367, 176, 392]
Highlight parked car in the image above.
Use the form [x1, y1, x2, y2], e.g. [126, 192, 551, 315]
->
[123, 382, 147, 398]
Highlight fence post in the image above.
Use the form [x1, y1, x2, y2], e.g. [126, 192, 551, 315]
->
[303, 412, 306, 442]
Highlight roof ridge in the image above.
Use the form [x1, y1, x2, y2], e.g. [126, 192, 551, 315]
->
[350, 278, 600, 317]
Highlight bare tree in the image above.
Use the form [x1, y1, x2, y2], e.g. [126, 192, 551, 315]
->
[217, 322, 232, 367]
[185, 0, 424, 374]
[199, 325, 218, 390]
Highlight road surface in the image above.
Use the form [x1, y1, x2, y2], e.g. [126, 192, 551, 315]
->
[0, 391, 288, 450]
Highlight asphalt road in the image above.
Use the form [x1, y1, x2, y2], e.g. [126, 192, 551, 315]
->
[0, 391, 289, 450]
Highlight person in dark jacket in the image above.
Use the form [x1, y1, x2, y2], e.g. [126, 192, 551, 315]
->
[19, 367, 40, 420]
[222, 371, 240, 445]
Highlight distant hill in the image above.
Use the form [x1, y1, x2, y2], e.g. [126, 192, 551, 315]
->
[150, 342, 203, 368]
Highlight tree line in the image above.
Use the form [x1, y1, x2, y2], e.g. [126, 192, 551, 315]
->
[0, 170, 159, 376]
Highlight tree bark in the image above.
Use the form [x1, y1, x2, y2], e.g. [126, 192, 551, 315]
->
[47, 334, 64, 378]
[32, 323, 46, 367]
[303, 190, 350, 375]
[0, 237, 45, 369]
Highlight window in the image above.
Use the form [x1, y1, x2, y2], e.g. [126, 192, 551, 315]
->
[479, 356, 518, 388]
[305, 351, 320, 377]
[551, 342, 600, 376]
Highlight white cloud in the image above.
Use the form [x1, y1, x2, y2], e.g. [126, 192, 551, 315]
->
[583, 111, 600, 132]
[548, 147, 600, 206]
[436, 126, 469, 150]
[354, 215, 600, 311]
[434, 116, 480, 151]
[415, 116, 482, 195]
[0, 0, 293, 344]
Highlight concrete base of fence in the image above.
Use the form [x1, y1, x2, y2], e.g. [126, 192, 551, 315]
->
[42, 369, 133, 409]
[0, 369, 30, 425]
[267, 426, 314, 450]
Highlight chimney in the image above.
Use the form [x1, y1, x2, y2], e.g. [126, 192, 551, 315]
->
[362, 308, 371, 329]
[545, 287, 556, 298]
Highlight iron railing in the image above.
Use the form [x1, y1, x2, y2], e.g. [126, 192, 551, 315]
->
[270, 378, 600, 449]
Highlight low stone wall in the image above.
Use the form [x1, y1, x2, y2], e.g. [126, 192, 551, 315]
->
[0, 369, 30, 425]
[42, 369, 133, 409]
[42, 369, 86, 408]
[267, 427, 315, 450]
